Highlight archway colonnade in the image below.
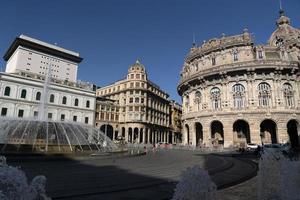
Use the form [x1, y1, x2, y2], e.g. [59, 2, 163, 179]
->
[183, 117, 300, 148]
[99, 123, 180, 144]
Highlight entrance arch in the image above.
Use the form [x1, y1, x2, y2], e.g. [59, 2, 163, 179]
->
[233, 120, 251, 146]
[185, 124, 190, 145]
[195, 122, 203, 146]
[121, 127, 125, 138]
[100, 124, 114, 140]
[211, 121, 224, 145]
[287, 120, 300, 148]
[139, 128, 143, 143]
[128, 128, 133, 143]
[134, 128, 139, 143]
[260, 119, 277, 144]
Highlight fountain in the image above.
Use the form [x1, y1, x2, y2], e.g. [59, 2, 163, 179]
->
[172, 165, 217, 200]
[0, 61, 117, 154]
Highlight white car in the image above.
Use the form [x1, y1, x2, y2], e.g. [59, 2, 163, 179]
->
[246, 143, 258, 150]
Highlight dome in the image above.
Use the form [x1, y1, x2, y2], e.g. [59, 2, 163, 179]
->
[268, 10, 300, 47]
[128, 59, 145, 73]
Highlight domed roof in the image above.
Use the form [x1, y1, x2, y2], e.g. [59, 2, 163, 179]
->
[128, 59, 145, 72]
[268, 10, 300, 47]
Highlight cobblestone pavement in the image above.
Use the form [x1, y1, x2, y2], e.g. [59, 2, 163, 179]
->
[8, 150, 257, 200]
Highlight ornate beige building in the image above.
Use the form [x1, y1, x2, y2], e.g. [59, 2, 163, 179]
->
[169, 100, 182, 144]
[96, 60, 181, 144]
[177, 10, 300, 148]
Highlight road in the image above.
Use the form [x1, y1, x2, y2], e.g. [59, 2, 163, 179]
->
[9, 150, 257, 200]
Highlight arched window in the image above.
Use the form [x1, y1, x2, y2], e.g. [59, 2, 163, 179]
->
[211, 87, 221, 110]
[283, 83, 294, 107]
[49, 94, 55, 103]
[194, 91, 202, 111]
[74, 98, 79, 106]
[258, 83, 271, 107]
[36, 92, 41, 101]
[62, 96, 67, 105]
[86, 100, 90, 108]
[4, 87, 11, 96]
[232, 84, 245, 108]
[21, 89, 27, 99]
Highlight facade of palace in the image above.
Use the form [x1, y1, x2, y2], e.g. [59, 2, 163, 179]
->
[177, 10, 300, 148]
[96, 60, 182, 144]
[0, 35, 96, 125]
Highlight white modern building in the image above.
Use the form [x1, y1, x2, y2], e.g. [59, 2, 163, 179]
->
[0, 35, 96, 125]
[4, 35, 80, 82]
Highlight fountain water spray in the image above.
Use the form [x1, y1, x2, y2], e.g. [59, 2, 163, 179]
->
[0, 156, 51, 200]
[38, 59, 52, 121]
[0, 56, 117, 153]
[172, 165, 216, 200]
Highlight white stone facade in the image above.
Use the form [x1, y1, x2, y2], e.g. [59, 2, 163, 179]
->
[0, 72, 95, 125]
[178, 10, 300, 148]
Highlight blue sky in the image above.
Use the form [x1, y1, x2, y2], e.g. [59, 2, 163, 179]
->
[0, 0, 300, 102]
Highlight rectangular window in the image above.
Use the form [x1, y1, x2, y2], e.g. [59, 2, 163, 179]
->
[85, 117, 89, 124]
[48, 113, 52, 119]
[141, 98, 144, 104]
[136, 74, 140, 79]
[135, 97, 139, 103]
[130, 83, 134, 88]
[233, 53, 238, 61]
[136, 82, 140, 87]
[73, 116, 77, 122]
[18, 110, 24, 118]
[258, 51, 263, 59]
[129, 98, 133, 103]
[61, 114, 65, 121]
[34, 111, 38, 117]
[1, 108, 7, 116]
[100, 113, 104, 120]
[135, 106, 139, 111]
[111, 114, 114, 121]
[129, 106, 133, 111]
[130, 91, 133, 95]
[212, 57, 216, 66]
[115, 115, 119, 121]
[106, 113, 109, 120]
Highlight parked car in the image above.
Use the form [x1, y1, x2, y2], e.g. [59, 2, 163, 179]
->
[246, 143, 258, 150]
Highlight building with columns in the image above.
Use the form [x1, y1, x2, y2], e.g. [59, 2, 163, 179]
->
[177, 9, 300, 148]
[169, 100, 182, 144]
[0, 35, 96, 125]
[96, 60, 181, 144]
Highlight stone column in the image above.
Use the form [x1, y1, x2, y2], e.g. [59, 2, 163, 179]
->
[223, 119, 233, 148]
[277, 122, 289, 143]
[125, 127, 129, 142]
[250, 120, 262, 145]
[191, 123, 196, 146]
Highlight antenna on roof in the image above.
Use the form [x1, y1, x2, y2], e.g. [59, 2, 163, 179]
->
[279, 0, 282, 10]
